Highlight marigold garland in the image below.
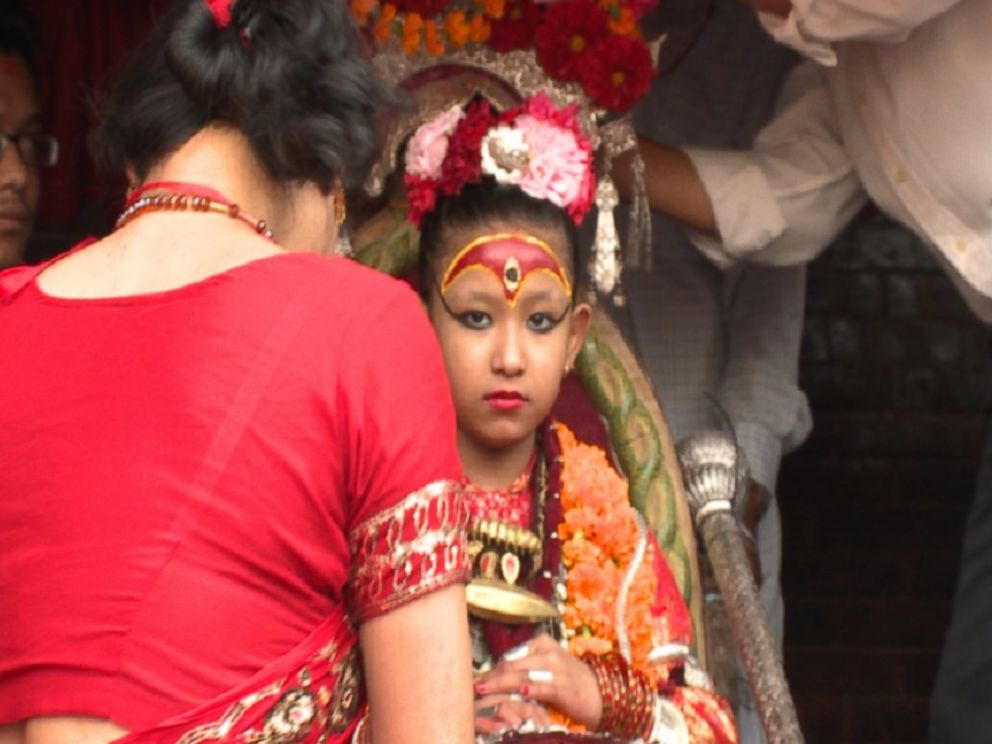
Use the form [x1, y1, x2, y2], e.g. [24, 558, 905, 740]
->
[556, 424, 659, 677]
[350, 0, 659, 112]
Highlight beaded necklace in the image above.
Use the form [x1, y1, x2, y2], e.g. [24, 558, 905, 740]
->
[116, 181, 276, 243]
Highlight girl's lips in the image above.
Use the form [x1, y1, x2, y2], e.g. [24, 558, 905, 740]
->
[484, 391, 526, 410]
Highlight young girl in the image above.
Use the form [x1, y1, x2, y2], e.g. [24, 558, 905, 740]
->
[405, 94, 739, 743]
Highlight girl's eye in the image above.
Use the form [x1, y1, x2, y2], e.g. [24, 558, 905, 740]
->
[527, 312, 563, 333]
[456, 311, 492, 330]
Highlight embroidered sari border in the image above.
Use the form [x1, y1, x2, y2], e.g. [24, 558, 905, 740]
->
[348, 479, 470, 621]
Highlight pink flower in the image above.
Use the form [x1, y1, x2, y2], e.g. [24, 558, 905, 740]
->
[406, 105, 465, 179]
[512, 112, 592, 222]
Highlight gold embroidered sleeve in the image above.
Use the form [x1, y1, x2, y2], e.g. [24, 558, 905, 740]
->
[348, 479, 470, 621]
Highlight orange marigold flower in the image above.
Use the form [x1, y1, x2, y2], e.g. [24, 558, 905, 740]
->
[444, 10, 471, 47]
[468, 13, 491, 43]
[373, 3, 398, 41]
[608, 5, 637, 36]
[562, 536, 603, 568]
[351, 0, 377, 24]
[482, 0, 506, 19]
[424, 19, 445, 55]
[402, 11, 424, 54]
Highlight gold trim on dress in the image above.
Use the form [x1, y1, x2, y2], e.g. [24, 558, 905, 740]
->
[348, 479, 470, 620]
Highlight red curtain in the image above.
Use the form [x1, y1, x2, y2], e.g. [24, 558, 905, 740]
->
[34, 0, 171, 228]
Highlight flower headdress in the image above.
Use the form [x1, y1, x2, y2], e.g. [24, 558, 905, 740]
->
[351, 0, 659, 299]
[404, 93, 595, 227]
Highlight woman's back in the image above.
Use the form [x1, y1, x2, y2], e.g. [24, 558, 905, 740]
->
[0, 251, 460, 729]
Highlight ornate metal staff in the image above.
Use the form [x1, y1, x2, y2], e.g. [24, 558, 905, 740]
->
[677, 431, 804, 744]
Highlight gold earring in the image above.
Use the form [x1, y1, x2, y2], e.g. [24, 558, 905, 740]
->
[335, 192, 347, 226]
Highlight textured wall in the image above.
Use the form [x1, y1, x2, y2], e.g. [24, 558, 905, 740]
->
[779, 214, 992, 742]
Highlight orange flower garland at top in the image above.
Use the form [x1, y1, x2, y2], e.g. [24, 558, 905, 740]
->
[350, 0, 659, 112]
[556, 424, 661, 682]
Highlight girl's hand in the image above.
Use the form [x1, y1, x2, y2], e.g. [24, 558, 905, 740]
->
[474, 693, 551, 735]
[474, 634, 603, 730]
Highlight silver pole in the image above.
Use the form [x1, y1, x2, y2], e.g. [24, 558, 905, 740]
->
[677, 431, 804, 744]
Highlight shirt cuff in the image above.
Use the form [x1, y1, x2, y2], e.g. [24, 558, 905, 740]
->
[757, 1, 838, 66]
[683, 147, 789, 267]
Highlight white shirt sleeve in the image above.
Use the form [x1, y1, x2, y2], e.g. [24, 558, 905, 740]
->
[759, 0, 963, 65]
[683, 61, 868, 268]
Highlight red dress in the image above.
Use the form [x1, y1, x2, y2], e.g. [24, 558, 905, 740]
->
[0, 249, 469, 740]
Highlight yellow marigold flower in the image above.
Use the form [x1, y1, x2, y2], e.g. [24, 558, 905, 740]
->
[373, 3, 397, 41]
[444, 10, 471, 48]
[402, 11, 424, 54]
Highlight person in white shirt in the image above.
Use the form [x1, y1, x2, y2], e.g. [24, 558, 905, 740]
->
[614, 1, 992, 740]
[627, 0, 992, 320]
[619, 3, 810, 741]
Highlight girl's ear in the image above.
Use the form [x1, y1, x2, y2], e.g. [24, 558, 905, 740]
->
[564, 301, 592, 372]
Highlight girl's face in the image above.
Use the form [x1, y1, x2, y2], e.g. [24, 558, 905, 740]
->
[427, 218, 591, 454]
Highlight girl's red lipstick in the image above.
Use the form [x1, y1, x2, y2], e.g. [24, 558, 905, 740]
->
[484, 390, 526, 410]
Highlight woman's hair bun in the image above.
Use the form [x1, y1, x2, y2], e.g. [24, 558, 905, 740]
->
[94, 0, 393, 191]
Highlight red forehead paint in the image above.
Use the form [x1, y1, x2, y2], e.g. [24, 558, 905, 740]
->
[441, 233, 572, 305]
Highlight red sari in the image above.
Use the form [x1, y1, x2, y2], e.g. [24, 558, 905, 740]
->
[0, 250, 469, 741]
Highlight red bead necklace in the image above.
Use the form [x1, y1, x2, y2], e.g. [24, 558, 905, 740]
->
[116, 181, 276, 243]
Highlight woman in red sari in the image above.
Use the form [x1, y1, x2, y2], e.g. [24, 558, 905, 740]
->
[405, 94, 739, 743]
[0, 1, 473, 743]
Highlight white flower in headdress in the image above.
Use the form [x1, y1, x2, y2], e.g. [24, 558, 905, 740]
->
[480, 125, 531, 185]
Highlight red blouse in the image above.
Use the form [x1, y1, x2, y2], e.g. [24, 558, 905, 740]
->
[0, 250, 467, 730]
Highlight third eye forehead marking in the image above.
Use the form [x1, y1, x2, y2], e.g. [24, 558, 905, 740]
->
[441, 232, 572, 307]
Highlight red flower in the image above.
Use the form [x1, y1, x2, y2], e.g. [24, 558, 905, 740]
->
[580, 33, 654, 111]
[439, 98, 496, 195]
[488, 0, 542, 52]
[405, 174, 438, 227]
[391, 0, 449, 17]
[533, 0, 609, 83]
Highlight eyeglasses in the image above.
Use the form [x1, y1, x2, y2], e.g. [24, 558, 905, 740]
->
[0, 132, 59, 169]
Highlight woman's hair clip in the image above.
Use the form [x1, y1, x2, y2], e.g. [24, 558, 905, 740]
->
[205, 0, 253, 48]
[204, 0, 236, 30]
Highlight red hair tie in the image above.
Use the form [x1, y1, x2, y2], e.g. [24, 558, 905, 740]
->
[204, 0, 235, 29]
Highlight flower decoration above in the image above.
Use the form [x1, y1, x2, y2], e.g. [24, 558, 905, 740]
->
[351, 0, 659, 112]
[404, 93, 595, 226]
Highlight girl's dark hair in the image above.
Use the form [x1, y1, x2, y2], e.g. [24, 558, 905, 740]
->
[418, 178, 582, 300]
[92, 0, 392, 191]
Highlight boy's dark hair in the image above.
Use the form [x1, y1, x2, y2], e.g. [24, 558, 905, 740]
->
[418, 178, 583, 301]
[0, 0, 40, 82]
[92, 0, 392, 191]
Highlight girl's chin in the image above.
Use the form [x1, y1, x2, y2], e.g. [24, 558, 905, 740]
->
[465, 423, 539, 453]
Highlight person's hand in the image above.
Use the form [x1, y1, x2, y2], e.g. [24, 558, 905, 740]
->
[474, 693, 551, 736]
[474, 634, 603, 730]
